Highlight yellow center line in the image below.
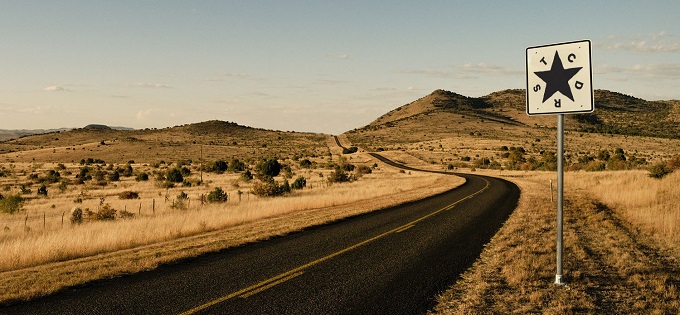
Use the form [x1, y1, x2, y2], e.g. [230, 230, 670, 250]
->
[239, 271, 304, 299]
[395, 224, 415, 233]
[179, 177, 490, 315]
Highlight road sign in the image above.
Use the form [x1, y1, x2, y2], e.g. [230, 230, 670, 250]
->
[526, 40, 593, 115]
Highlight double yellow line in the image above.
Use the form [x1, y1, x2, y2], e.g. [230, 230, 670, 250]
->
[180, 176, 490, 314]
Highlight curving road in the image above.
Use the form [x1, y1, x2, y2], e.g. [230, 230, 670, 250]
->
[1, 153, 519, 315]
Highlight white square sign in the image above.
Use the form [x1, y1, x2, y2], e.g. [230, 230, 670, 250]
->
[526, 40, 593, 115]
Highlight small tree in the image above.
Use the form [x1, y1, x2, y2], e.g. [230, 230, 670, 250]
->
[166, 168, 184, 183]
[0, 194, 23, 214]
[70, 207, 83, 224]
[291, 176, 307, 190]
[648, 161, 671, 179]
[256, 158, 281, 177]
[37, 184, 48, 196]
[327, 167, 350, 184]
[207, 187, 228, 203]
[135, 172, 149, 181]
[94, 204, 117, 221]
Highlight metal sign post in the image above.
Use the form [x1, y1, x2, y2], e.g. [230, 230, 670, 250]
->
[555, 114, 565, 285]
[526, 40, 593, 286]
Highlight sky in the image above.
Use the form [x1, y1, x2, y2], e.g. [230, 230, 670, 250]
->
[1, 1, 679, 134]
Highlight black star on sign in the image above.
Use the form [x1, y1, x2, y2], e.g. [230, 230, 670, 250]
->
[534, 51, 582, 102]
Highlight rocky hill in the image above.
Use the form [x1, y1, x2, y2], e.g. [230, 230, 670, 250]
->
[357, 89, 679, 139]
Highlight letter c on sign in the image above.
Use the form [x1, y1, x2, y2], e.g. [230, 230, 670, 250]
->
[568, 53, 576, 63]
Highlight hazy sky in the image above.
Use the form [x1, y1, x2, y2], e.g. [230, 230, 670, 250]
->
[2, 1, 679, 134]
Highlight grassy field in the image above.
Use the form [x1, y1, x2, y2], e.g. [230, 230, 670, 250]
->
[430, 169, 680, 314]
[0, 148, 464, 304]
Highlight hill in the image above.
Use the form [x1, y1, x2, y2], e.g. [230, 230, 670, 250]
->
[0, 120, 330, 164]
[345, 89, 679, 170]
[360, 89, 679, 139]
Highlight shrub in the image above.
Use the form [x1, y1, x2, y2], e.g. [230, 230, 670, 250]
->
[327, 167, 350, 184]
[119, 210, 135, 219]
[342, 147, 359, 154]
[241, 170, 253, 181]
[135, 172, 149, 181]
[108, 171, 120, 182]
[252, 178, 290, 197]
[0, 194, 23, 214]
[70, 207, 83, 224]
[166, 168, 184, 183]
[206, 160, 228, 173]
[356, 165, 372, 175]
[291, 176, 307, 190]
[256, 158, 281, 177]
[207, 187, 228, 203]
[119, 191, 139, 199]
[94, 204, 117, 221]
[229, 159, 246, 172]
[43, 170, 61, 183]
[121, 164, 133, 177]
[37, 184, 48, 196]
[172, 191, 189, 210]
[299, 159, 313, 168]
[648, 162, 671, 179]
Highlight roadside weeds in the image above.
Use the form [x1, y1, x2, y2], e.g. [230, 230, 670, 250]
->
[431, 171, 679, 314]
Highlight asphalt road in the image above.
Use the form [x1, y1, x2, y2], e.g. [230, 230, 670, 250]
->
[1, 154, 519, 315]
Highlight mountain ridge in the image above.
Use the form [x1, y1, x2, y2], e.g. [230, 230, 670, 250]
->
[358, 88, 679, 139]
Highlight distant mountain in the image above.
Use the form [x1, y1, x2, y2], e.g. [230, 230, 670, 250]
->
[0, 120, 328, 163]
[0, 128, 71, 142]
[0, 125, 135, 142]
[356, 89, 680, 139]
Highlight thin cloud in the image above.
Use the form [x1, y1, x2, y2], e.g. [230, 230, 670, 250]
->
[314, 79, 349, 85]
[598, 32, 680, 53]
[136, 109, 154, 120]
[327, 53, 350, 60]
[462, 62, 523, 75]
[43, 86, 71, 92]
[596, 63, 680, 79]
[126, 83, 172, 89]
[400, 62, 520, 79]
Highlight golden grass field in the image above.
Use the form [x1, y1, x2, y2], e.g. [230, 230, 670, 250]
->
[0, 145, 464, 304]
[1, 105, 678, 313]
[431, 169, 680, 314]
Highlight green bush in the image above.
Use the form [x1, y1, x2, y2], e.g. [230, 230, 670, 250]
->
[648, 162, 671, 179]
[241, 170, 253, 181]
[299, 159, 313, 168]
[327, 167, 350, 184]
[256, 158, 281, 177]
[0, 194, 23, 214]
[94, 204, 117, 221]
[207, 187, 228, 203]
[37, 184, 48, 196]
[356, 165, 372, 175]
[291, 176, 307, 190]
[119, 191, 139, 199]
[70, 207, 83, 224]
[135, 172, 149, 181]
[252, 178, 291, 197]
[166, 168, 184, 183]
[229, 159, 246, 172]
[342, 147, 359, 154]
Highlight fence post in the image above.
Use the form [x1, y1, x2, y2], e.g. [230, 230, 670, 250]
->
[62, 211, 65, 226]
[43, 212, 46, 229]
[153, 198, 155, 215]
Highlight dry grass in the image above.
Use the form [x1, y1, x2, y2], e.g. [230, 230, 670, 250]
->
[571, 170, 680, 256]
[0, 156, 463, 304]
[431, 169, 680, 314]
